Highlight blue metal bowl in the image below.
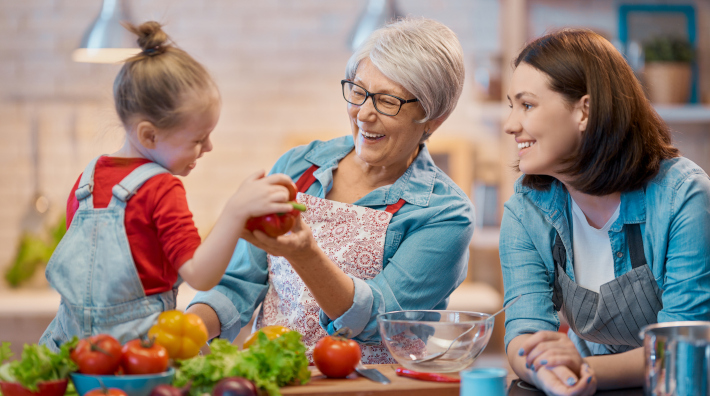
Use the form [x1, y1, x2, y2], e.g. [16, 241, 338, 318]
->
[70, 368, 175, 396]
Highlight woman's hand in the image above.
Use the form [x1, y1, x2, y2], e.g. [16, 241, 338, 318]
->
[518, 331, 596, 395]
[242, 215, 318, 264]
[534, 363, 597, 396]
[244, 216, 356, 319]
[521, 331, 585, 374]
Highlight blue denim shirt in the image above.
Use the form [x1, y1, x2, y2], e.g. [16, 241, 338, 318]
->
[500, 157, 710, 352]
[189, 135, 475, 343]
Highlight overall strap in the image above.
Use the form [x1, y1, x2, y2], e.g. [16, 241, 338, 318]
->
[111, 162, 170, 204]
[295, 164, 406, 215]
[626, 223, 647, 269]
[75, 156, 103, 209]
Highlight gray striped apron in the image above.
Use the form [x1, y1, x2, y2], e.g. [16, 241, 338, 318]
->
[551, 223, 663, 356]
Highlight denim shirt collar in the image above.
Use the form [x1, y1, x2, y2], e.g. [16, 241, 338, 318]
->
[303, 135, 435, 207]
[518, 178, 647, 233]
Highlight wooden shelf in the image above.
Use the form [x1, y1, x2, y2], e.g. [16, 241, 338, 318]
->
[469, 102, 710, 125]
[654, 105, 710, 124]
[0, 285, 198, 317]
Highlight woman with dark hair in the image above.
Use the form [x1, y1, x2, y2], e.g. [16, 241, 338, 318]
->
[501, 29, 710, 394]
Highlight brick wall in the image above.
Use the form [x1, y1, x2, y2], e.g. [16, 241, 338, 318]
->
[0, 0, 498, 289]
[2, 0, 709, 292]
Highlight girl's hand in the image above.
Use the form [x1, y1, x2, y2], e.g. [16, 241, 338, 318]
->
[243, 215, 318, 262]
[229, 170, 294, 220]
[534, 363, 597, 396]
[521, 331, 585, 375]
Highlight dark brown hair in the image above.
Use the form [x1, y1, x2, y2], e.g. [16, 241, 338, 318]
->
[114, 21, 216, 129]
[514, 29, 679, 195]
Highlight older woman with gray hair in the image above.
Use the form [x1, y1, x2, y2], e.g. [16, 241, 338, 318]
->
[187, 17, 474, 363]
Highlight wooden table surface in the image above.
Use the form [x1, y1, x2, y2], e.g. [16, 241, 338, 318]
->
[279, 361, 644, 396]
[280, 364, 462, 396]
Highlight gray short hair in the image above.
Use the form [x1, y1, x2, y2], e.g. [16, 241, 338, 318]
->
[345, 17, 465, 124]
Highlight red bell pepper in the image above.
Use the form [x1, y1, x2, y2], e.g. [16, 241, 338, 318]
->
[395, 367, 460, 383]
[245, 201, 307, 237]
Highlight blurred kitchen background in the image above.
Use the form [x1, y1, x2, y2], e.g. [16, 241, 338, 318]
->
[2, 0, 710, 355]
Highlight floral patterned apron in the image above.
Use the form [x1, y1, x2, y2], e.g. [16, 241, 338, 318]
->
[254, 165, 404, 363]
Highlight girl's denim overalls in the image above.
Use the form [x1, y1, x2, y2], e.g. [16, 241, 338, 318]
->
[39, 156, 179, 351]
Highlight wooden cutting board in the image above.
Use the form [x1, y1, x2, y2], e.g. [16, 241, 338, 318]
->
[280, 364, 460, 396]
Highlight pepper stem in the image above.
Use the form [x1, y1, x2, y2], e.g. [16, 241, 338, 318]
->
[289, 202, 307, 212]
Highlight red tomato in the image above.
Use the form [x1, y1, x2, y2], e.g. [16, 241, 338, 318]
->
[85, 388, 128, 396]
[0, 379, 68, 396]
[120, 339, 169, 375]
[313, 335, 362, 378]
[70, 334, 122, 375]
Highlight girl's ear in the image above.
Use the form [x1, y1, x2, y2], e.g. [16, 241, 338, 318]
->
[136, 121, 158, 149]
[577, 94, 590, 133]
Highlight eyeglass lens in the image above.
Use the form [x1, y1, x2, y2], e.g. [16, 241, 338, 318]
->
[342, 81, 403, 116]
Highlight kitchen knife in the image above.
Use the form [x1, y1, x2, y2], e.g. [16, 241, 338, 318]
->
[355, 362, 391, 384]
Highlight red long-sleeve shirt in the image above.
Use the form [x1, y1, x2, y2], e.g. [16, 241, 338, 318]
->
[67, 156, 202, 295]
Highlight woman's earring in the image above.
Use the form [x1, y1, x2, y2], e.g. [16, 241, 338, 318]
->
[421, 129, 432, 142]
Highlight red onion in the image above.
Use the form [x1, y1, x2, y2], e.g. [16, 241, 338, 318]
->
[149, 383, 190, 396]
[212, 377, 257, 396]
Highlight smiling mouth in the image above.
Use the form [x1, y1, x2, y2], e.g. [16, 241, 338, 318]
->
[517, 141, 536, 149]
[361, 131, 385, 141]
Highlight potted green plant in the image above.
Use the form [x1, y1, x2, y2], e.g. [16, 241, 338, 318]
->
[643, 36, 695, 104]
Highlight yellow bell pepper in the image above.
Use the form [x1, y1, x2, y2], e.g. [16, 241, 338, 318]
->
[148, 310, 208, 360]
[242, 325, 291, 349]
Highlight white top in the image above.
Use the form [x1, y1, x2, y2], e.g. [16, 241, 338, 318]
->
[571, 198, 620, 292]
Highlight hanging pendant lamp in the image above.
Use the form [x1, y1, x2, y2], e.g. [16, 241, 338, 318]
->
[72, 0, 140, 63]
[349, 0, 403, 51]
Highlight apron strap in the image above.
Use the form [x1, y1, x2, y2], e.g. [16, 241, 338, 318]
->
[551, 233, 566, 312]
[296, 164, 319, 193]
[295, 164, 406, 214]
[385, 199, 406, 214]
[552, 233, 567, 270]
[626, 223, 647, 269]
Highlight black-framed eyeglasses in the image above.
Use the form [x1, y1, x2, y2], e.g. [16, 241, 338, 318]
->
[341, 80, 418, 116]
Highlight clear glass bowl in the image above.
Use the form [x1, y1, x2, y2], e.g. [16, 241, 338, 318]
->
[377, 310, 493, 373]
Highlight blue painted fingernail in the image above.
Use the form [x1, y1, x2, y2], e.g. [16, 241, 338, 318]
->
[587, 376, 592, 384]
[525, 362, 529, 368]
[518, 348, 524, 356]
[540, 359, 547, 365]
[567, 377, 576, 386]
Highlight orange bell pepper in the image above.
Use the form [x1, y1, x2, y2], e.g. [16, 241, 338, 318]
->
[148, 310, 208, 360]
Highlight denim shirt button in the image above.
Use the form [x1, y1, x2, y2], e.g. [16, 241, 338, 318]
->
[616, 251, 623, 258]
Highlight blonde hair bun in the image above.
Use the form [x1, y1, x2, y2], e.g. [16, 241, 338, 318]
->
[113, 21, 216, 130]
[122, 21, 169, 56]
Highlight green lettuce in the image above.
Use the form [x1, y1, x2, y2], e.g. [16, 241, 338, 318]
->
[0, 339, 78, 391]
[174, 331, 310, 396]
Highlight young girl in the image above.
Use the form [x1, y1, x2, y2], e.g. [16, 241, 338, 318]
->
[500, 29, 710, 394]
[39, 21, 295, 351]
